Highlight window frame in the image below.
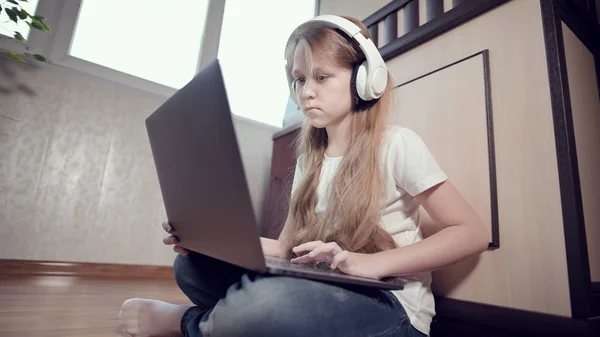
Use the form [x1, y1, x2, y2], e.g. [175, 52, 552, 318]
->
[1, 0, 225, 98]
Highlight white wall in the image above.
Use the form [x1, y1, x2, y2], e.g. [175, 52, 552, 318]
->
[0, 58, 275, 266]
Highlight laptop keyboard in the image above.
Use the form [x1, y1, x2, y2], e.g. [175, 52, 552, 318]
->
[265, 256, 344, 274]
[265, 256, 406, 288]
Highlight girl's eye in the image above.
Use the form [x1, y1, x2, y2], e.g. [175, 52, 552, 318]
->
[294, 77, 305, 86]
[316, 75, 326, 81]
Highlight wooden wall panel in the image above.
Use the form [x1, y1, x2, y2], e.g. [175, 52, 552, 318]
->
[386, 0, 571, 317]
[392, 51, 498, 247]
[562, 22, 600, 283]
[262, 128, 300, 239]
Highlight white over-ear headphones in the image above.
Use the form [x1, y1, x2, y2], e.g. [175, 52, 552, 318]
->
[285, 15, 388, 104]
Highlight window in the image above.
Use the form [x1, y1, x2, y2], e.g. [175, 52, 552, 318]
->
[0, 0, 318, 128]
[218, 0, 316, 127]
[69, 0, 209, 89]
[0, 0, 40, 39]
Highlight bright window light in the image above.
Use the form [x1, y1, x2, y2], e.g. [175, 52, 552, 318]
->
[218, 0, 315, 127]
[69, 0, 209, 89]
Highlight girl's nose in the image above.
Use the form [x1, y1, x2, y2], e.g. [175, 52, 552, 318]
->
[300, 81, 316, 100]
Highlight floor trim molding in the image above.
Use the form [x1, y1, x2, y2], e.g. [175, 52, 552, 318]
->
[0, 259, 174, 279]
[432, 296, 599, 337]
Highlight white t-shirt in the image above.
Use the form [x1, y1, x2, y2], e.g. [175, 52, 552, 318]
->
[290, 126, 448, 336]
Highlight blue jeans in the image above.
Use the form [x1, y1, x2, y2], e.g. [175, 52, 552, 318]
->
[174, 252, 426, 337]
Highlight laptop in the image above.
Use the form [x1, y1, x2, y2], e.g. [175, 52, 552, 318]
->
[145, 59, 403, 290]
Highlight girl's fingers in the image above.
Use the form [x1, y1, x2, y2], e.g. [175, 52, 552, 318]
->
[314, 243, 341, 257]
[162, 221, 174, 234]
[291, 241, 343, 264]
[290, 254, 312, 264]
[173, 246, 189, 256]
[163, 235, 178, 245]
[292, 240, 324, 254]
[308, 245, 325, 258]
[292, 247, 330, 264]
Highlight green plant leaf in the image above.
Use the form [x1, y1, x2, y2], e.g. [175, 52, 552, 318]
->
[17, 8, 28, 19]
[30, 18, 51, 32]
[14, 31, 25, 42]
[2, 51, 25, 62]
[23, 52, 32, 58]
[25, 21, 32, 28]
[0, 7, 3, 15]
[30, 19, 44, 30]
[7, 0, 19, 5]
[40, 21, 50, 32]
[5, 8, 18, 23]
[33, 15, 46, 21]
[32, 54, 46, 62]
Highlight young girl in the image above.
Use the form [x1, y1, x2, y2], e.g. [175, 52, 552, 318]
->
[119, 15, 489, 337]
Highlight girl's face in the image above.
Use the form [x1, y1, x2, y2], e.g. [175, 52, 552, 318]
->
[291, 42, 354, 129]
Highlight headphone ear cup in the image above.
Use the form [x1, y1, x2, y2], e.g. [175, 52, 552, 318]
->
[351, 62, 380, 112]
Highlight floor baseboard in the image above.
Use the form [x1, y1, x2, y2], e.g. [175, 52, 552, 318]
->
[432, 296, 599, 337]
[0, 258, 174, 279]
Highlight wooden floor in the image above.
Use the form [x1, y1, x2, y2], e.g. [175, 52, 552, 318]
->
[0, 274, 192, 337]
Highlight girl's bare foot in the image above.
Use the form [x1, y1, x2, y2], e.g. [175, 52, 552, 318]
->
[119, 298, 190, 337]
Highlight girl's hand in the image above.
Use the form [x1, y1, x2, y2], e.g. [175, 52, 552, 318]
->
[291, 241, 381, 280]
[162, 221, 190, 256]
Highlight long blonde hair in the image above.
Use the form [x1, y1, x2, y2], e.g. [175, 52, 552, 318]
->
[283, 16, 397, 257]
